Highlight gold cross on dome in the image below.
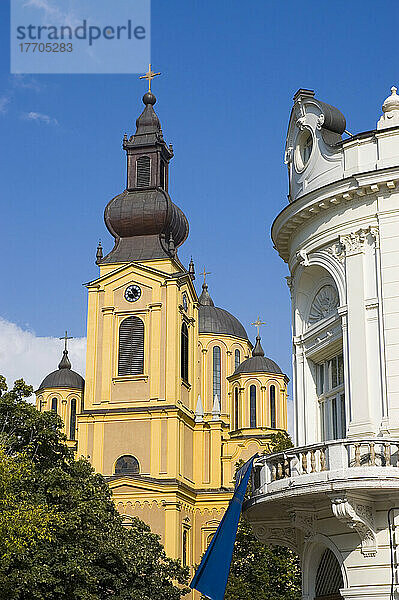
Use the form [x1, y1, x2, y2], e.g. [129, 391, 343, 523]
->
[139, 63, 161, 92]
[251, 317, 266, 337]
[59, 330, 73, 352]
[201, 267, 211, 285]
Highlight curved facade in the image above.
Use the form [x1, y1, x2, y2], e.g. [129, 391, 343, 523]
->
[246, 87, 399, 600]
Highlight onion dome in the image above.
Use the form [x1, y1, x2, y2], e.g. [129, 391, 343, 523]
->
[100, 91, 189, 264]
[233, 335, 282, 375]
[37, 349, 84, 392]
[198, 283, 248, 340]
[378, 86, 399, 130]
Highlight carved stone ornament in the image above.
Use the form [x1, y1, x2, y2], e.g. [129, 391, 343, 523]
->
[252, 524, 299, 552]
[289, 510, 316, 542]
[331, 496, 377, 557]
[309, 285, 339, 324]
[296, 248, 309, 266]
[339, 226, 378, 257]
[325, 241, 346, 264]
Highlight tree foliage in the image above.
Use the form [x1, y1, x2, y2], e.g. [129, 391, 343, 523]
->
[0, 376, 189, 600]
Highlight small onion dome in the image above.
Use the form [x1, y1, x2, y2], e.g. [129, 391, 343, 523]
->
[198, 283, 248, 340]
[233, 335, 282, 375]
[37, 350, 84, 392]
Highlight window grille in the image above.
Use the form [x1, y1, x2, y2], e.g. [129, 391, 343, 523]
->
[136, 156, 151, 187]
[115, 455, 140, 475]
[250, 385, 256, 428]
[213, 346, 221, 404]
[118, 316, 144, 376]
[69, 398, 77, 440]
[270, 385, 276, 429]
[315, 549, 343, 598]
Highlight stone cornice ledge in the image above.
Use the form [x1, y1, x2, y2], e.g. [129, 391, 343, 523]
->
[272, 167, 399, 262]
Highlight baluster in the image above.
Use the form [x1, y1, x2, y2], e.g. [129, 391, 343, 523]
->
[302, 452, 308, 474]
[320, 447, 327, 471]
[384, 443, 391, 467]
[277, 460, 283, 479]
[271, 462, 277, 482]
[310, 450, 316, 472]
[284, 456, 290, 477]
[354, 443, 361, 467]
[370, 442, 375, 466]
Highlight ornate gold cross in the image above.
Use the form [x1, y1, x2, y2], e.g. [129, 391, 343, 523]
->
[201, 267, 211, 286]
[251, 317, 266, 337]
[139, 64, 161, 92]
[59, 330, 73, 352]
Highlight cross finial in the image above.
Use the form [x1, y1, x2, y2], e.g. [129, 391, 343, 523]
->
[59, 330, 73, 352]
[251, 316, 266, 337]
[139, 63, 161, 92]
[201, 267, 211, 286]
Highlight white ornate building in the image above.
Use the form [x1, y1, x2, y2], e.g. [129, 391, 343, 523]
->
[245, 87, 399, 600]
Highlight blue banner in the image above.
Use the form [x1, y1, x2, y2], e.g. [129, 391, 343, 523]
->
[190, 454, 258, 600]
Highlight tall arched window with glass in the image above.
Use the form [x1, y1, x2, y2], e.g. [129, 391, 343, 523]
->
[270, 385, 276, 429]
[213, 346, 221, 405]
[234, 349, 241, 370]
[69, 398, 77, 440]
[181, 323, 189, 383]
[51, 397, 58, 413]
[182, 529, 189, 567]
[316, 354, 345, 441]
[234, 387, 239, 430]
[250, 385, 257, 428]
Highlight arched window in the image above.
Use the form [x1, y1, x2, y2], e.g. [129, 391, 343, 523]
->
[213, 346, 221, 404]
[181, 322, 189, 383]
[250, 385, 257, 428]
[234, 349, 241, 370]
[115, 455, 139, 475]
[51, 397, 58, 413]
[136, 155, 151, 187]
[234, 387, 239, 430]
[118, 316, 144, 376]
[270, 385, 276, 429]
[69, 398, 77, 440]
[182, 529, 188, 567]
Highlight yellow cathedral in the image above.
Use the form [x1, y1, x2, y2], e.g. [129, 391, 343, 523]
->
[35, 76, 289, 579]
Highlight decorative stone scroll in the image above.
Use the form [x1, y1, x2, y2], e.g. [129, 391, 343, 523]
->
[309, 285, 339, 324]
[331, 496, 377, 557]
[252, 523, 299, 553]
[289, 510, 317, 542]
[339, 226, 380, 257]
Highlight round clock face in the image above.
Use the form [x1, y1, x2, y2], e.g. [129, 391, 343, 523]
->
[124, 284, 141, 302]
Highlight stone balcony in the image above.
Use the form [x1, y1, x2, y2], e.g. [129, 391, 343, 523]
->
[244, 438, 399, 557]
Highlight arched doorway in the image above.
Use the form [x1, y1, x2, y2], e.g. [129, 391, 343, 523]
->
[315, 548, 343, 600]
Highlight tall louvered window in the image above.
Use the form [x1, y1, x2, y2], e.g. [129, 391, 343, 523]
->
[235, 349, 241, 370]
[234, 387, 239, 430]
[136, 156, 151, 187]
[118, 316, 144, 376]
[51, 397, 58, 413]
[270, 385, 276, 429]
[250, 385, 257, 428]
[181, 322, 189, 383]
[69, 398, 77, 440]
[213, 346, 221, 404]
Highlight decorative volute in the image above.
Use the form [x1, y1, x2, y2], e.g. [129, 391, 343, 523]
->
[377, 86, 399, 129]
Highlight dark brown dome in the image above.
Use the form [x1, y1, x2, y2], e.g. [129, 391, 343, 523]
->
[37, 350, 85, 392]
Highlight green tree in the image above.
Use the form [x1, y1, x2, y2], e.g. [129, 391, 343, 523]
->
[223, 432, 301, 600]
[0, 376, 189, 600]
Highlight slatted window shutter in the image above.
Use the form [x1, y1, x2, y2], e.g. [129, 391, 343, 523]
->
[118, 316, 144, 376]
[181, 323, 189, 382]
[136, 156, 151, 187]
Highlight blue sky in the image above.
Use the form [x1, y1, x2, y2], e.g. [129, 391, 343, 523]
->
[0, 0, 398, 388]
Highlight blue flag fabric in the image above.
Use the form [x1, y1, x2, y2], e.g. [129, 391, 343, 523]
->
[190, 454, 258, 600]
